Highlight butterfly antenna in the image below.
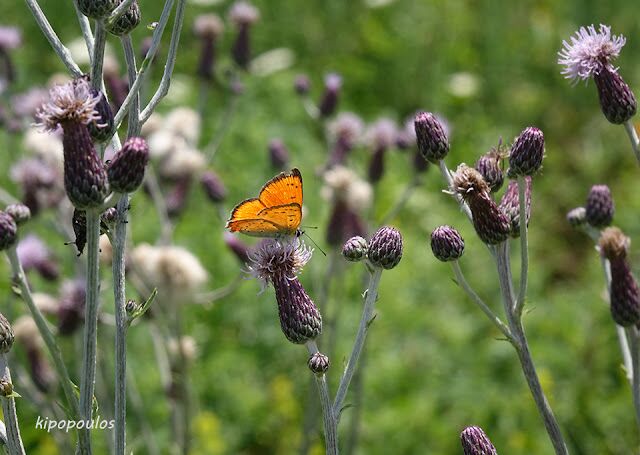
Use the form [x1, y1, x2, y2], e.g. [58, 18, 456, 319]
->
[301, 230, 327, 256]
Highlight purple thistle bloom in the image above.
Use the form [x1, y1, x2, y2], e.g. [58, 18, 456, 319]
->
[558, 24, 626, 83]
[318, 73, 342, 118]
[0, 26, 21, 51]
[16, 234, 59, 281]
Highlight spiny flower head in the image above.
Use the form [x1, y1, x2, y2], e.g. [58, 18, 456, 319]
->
[474, 140, 505, 193]
[430, 225, 465, 262]
[36, 78, 102, 131]
[414, 111, 449, 163]
[507, 126, 544, 177]
[248, 238, 313, 286]
[368, 226, 403, 270]
[558, 24, 626, 83]
[460, 426, 497, 455]
[585, 184, 614, 228]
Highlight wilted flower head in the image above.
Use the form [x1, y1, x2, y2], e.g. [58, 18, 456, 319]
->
[558, 25, 626, 83]
[36, 78, 102, 131]
[247, 238, 312, 286]
[0, 26, 21, 51]
[229, 1, 260, 25]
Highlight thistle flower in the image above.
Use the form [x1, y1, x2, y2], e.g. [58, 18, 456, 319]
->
[498, 177, 532, 238]
[368, 226, 403, 270]
[13, 316, 56, 393]
[268, 139, 290, 170]
[475, 142, 505, 192]
[414, 111, 449, 163]
[567, 206, 587, 227]
[452, 165, 511, 245]
[194, 14, 224, 81]
[248, 239, 322, 344]
[585, 184, 614, 228]
[106, 0, 141, 36]
[10, 158, 62, 215]
[164, 107, 201, 146]
[318, 73, 342, 118]
[430, 225, 465, 262]
[5, 203, 31, 226]
[200, 170, 227, 203]
[229, 1, 260, 69]
[159, 147, 206, 180]
[11, 87, 48, 120]
[558, 25, 636, 124]
[36, 79, 109, 209]
[395, 117, 417, 150]
[460, 426, 497, 455]
[327, 112, 364, 167]
[16, 234, 59, 281]
[308, 352, 330, 375]
[57, 279, 86, 336]
[107, 136, 150, 193]
[0, 313, 14, 354]
[366, 118, 398, 183]
[507, 127, 544, 177]
[342, 236, 368, 262]
[0, 211, 17, 251]
[0, 26, 22, 51]
[599, 227, 640, 326]
[77, 0, 118, 19]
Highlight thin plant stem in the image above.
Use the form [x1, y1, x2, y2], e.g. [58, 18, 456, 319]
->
[139, 0, 187, 124]
[121, 35, 140, 137]
[206, 91, 240, 161]
[72, 0, 94, 58]
[626, 327, 640, 431]
[78, 210, 102, 455]
[306, 341, 338, 455]
[5, 247, 80, 421]
[379, 175, 421, 225]
[0, 355, 25, 455]
[515, 175, 529, 316]
[494, 242, 568, 455]
[90, 21, 106, 89]
[450, 261, 514, 343]
[106, 0, 136, 28]
[24, 0, 83, 78]
[333, 266, 382, 419]
[145, 166, 174, 245]
[623, 120, 640, 165]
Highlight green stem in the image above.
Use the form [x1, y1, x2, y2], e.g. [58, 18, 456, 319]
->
[623, 120, 640, 165]
[0, 355, 25, 455]
[515, 175, 529, 316]
[626, 327, 640, 432]
[306, 341, 338, 455]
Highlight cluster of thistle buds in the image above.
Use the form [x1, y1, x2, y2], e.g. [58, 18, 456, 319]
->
[342, 226, 404, 269]
[77, 0, 142, 36]
[36, 78, 149, 211]
[0, 203, 31, 251]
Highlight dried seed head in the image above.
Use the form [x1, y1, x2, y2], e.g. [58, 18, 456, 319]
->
[268, 139, 290, 170]
[368, 226, 403, 270]
[593, 66, 636, 124]
[0, 211, 17, 251]
[273, 274, 322, 344]
[318, 73, 342, 118]
[0, 313, 14, 354]
[77, 0, 119, 19]
[342, 236, 368, 262]
[414, 111, 449, 163]
[585, 184, 614, 228]
[599, 227, 630, 260]
[5, 203, 31, 225]
[430, 225, 465, 262]
[308, 352, 330, 375]
[200, 170, 227, 203]
[106, 0, 141, 36]
[567, 206, 587, 227]
[507, 127, 544, 177]
[498, 177, 532, 238]
[460, 426, 497, 455]
[451, 164, 491, 200]
[475, 144, 504, 193]
[107, 136, 149, 193]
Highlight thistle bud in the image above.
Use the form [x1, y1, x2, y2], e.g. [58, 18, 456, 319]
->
[507, 127, 544, 177]
[452, 165, 510, 245]
[498, 177, 532, 238]
[368, 226, 403, 270]
[475, 146, 504, 193]
[599, 227, 640, 326]
[294, 74, 311, 96]
[460, 426, 497, 455]
[414, 111, 449, 163]
[342, 236, 368, 262]
[106, 0, 141, 36]
[268, 139, 290, 170]
[318, 73, 342, 118]
[585, 184, 614, 228]
[107, 136, 149, 193]
[87, 84, 114, 143]
[308, 352, 330, 375]
[0, 211, 17, 251]
[5, 203, 31, 225]
[273, 274, 322, 344]
[0, 313, 14, 354]
[200, 171, 227, 203]
[567, 207, 587, 228]
[77, 0, 118, 19]
[593, 66, 637, 124]
[194, 14, 224, 81]
[430, 225, 464, 262]
[229, 1, 260, 69]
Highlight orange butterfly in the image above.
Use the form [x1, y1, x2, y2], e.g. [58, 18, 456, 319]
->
[226, 168, 303, 237]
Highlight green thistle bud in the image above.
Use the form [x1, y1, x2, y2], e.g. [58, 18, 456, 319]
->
[414, 111, 449, 163]
[77, 0, 118, 19]
[585, 184, 614, 228]
[0, 313, 14, 354]
[460, 426, 497, 455]
[107, 136, 149, 193]
[0, 212, 17, 251]
[106, 0, 141, 36]
[368, 226, 403, 270]
[342, 236, 368, 262]
[308, 352, 330, 376]
[5, 203, 31, 226]
[430, 225, 464, 262]
[507, 126, 544, 177]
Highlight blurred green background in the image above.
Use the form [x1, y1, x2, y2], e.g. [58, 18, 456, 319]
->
[3, 0, 640, 453]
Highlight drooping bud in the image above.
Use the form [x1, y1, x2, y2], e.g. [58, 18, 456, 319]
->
[200, 170, 227, 203]
[106, 0, 141, 36]
[368, 226, 403, 270]
[599, 227, 640, 326]
[318, 73, 342, 118]
[460, 426, 497, 455]
[5, 203, 31, 225]
[498, 177, 532, 238]
[193, 14, 224, 81]
[268, 139, 290, 170]
[567, 206, 587, 227]
[430, 225, 464, 262]
[507, 127, 544, 177]
[585, 184, 614, 228]
[452, 165, 511, 245]
[593, 66, 637, 124]
[475, 144, 504, 192]
[107, 136, 149, 193]
[308, 352, 330, 376]
[229, 1, 260, 69]
[414, 111, 449, 163]
[0, 211, 17, 251]
[273, 274, 322, 344]
[342, 236, 368, 262]
[0, 313, 14, 354]
[77, 0, 118, 19]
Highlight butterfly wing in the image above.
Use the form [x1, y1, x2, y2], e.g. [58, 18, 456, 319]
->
[258, 168, 303, 207]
